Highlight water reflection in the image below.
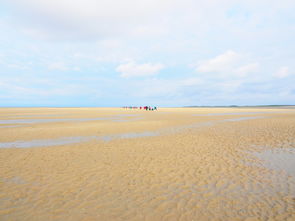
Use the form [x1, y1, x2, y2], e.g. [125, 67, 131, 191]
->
[0, 114, 141, 125]
[193, 111, 287, 116]
[252, 148, 295, 177]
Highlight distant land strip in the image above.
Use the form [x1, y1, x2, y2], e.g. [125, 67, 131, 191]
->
[184, 105, 295, 109]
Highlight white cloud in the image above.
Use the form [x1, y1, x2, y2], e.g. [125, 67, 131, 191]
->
[132, 24, 169, 37]
[7, 0, 179, 40]
[117, 61, 164, 78]
[121, 76, 204, 99]
[197, 50, 240, 73]
[6, 63, 28, 70]
[48, 62, 68, 71]
[196, 50, 260, 80]
[236, 63, 259, 77]
[180, 77, 203, 86]
[218, 80, 242, 93]
[48, 62, 80, 71]
[0, 77, 97, 98]
[5, 0, 295, 46]
[7, 0, 271, 41]
[273, 66, 290, 78]
[1, 0, 295, 106]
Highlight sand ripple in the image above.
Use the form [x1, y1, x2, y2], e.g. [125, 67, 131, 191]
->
[0, 108, 295, 220]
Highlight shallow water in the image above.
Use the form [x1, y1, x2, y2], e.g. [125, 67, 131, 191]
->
[1, 114, 66, 119]
[0, 116, 265, 148]
[253, 148, 295, 177]
[0, 132, 160, 148]
[193, 111, 287, 116]
[0, 125, 21, 128]
[0, 115, 141, 125]
[0, 136, 95, 148]
[0, 176, 27, 185]
[114, 114, 140, 117]
[222, 116, 266, 122]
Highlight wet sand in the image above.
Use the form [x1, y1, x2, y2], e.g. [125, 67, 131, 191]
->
[0, 107, 295, 221]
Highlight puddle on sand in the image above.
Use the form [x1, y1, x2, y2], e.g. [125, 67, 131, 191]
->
[0, 115, 141, 125]
[114, 114, 140, 117]
[222, 116, 266, 122]
[0, 132, 159, 148]
[102, 131, 159, 142]
[112, 117, 143, 122]
[0, 176, 27, 185]
[253, 148, 295, 177]
[0, 118, 104, 124]
[0, 125, 22, 128]
[0, 116, 266, 149]
[1, 114, 66, 119]
[0, 136, 95, 148]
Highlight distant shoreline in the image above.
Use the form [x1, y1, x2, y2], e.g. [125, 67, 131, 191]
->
[184, 105, 295, 109]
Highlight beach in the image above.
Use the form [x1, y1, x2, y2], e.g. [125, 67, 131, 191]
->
[0, 107, 295, 220]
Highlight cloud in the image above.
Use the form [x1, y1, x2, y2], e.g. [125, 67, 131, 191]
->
[48, 62, 80, 71]
[116, 61, 164, 78]
[1, 0, 295, 106]
[196, 50, 260, 79]
[217, 80, 242, 93]
[196, 50, 240, 73]
[6, 63, 29, 70]
[117, 77, 204, 102]
[6, 0, 179, 40]
[180, 77, 203, 86]
[273, 66, 290, 78]
[0, 76, 100, 100]
[236, 63, 259, 77]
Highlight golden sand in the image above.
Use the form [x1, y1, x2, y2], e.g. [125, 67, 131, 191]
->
[0, 107, 295, 221]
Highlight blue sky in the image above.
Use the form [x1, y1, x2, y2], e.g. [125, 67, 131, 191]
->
[0, 0, 294, 107]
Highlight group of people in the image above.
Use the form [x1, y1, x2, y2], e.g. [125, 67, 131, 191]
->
[122, 106, 157, 111]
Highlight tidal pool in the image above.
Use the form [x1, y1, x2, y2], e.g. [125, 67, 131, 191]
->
[0, 132, 159, 148]
[0, 114, 141, 125]
[0, 125, 22, 128]
[193, 111, 287, 116]
[253, 148, 295, 177]
[222, 116, 266, 122]
[0, 116, 265, 148]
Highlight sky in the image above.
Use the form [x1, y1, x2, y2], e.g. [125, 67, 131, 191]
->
[0, 0, 294, 107]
